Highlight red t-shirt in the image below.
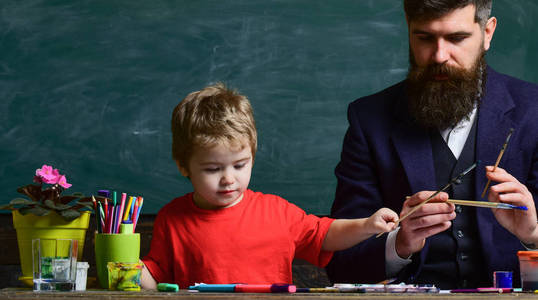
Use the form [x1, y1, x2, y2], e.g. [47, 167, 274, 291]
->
[142, 189, 334, 288]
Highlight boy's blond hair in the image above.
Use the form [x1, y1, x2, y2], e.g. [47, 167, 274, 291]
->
[171, 82, 257, 171]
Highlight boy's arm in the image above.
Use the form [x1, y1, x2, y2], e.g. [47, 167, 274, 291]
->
[140, 262, 157, 290]
[322, 208, 398, 251]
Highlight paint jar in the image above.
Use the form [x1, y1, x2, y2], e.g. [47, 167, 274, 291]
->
[75, 262, 89, 291]
[107, 262, 143, 291]
[493, 271, 512, 288]
[518, 251, 538, 291]
[32, 238, 78, 291]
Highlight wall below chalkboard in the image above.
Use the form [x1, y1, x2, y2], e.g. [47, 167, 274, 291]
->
[1, 0, 537, 214]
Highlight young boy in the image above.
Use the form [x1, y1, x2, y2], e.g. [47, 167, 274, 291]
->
[140, 83, 398, 289]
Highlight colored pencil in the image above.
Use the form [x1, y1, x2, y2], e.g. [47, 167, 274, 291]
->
[98, 201, 105, 233]
[132, 197, 140, 233]
[91, 196, 98, 232]
[116, 193, 126, 233]
[111, 191, 117, 233]
[104, 198, 108, 223]
[135, 197, 143, 228]
[106, 204, 114, 233]
[124, 196, 134, 221]
[130, 197, 136, 219]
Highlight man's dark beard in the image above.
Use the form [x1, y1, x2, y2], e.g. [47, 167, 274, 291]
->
[407, 52, 486, 130]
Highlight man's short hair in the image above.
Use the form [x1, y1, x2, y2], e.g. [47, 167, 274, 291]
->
[171, 82, 257, 171]
[404, 0, 492, 27]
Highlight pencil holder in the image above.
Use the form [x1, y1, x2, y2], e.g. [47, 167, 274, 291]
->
[94, 233, 140, 289]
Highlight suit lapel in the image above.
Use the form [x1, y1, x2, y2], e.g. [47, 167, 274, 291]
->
[476, 68, 516, 201]
[475, 67, 516, 271]
[390, 89, 437, 194]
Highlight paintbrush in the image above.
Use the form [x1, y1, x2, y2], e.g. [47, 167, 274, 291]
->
[481, 128, 514, 198]
[375, 161, 478, 238]
[447, 198, 527, 210]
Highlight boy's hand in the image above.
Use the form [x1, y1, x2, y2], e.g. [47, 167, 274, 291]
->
[322, 208, 398, 252]
[367, 208, 399, 234]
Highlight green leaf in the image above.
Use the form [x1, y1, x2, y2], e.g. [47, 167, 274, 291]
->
[69, 203, 92, 212]
[44, 200, 71, 211]
[1, 198, 39, 210]
[44, 199, 57, 209]
[58, 195, 80, 205]
[0, 204, 15, 210]
[60, 209, 81, 221]
[19, 206, 50, 216]
[10, 198, 36, 205]
[79, 200, 94, 206]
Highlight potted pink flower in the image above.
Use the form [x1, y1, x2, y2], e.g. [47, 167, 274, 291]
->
[1, 164, 94, 221]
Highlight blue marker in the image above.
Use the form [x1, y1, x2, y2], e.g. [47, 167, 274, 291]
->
[189, 284, 236, 292]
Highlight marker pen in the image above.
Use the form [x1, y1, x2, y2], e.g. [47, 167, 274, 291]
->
[157, 283, 179, 292]
[235, 284, 296, 293]
[189, 284, 236, 292]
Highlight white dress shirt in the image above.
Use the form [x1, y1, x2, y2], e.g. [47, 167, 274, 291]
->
[385, 107, 478, 277]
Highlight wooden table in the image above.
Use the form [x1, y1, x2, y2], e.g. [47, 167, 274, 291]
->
[2, 288, 538, 300]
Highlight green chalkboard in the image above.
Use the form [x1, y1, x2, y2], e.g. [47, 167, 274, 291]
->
[1, 0, 537, 214]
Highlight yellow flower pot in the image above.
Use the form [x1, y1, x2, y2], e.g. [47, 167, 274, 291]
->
[12, 210, 90, 287]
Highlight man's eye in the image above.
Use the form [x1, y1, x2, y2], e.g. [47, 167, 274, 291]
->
[448, 35, 466, 43]
[204, 168, 219, 172]
[417, 35, 433, 41]
[234, 164, 245, 169]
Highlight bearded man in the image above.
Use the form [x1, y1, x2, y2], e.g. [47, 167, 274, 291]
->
[327, 0, 538, 289]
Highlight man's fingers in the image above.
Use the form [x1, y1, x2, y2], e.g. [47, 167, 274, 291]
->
[408, 221, 453, 240]
[485, 166, 516, 182]
[403, 211, 456, 231]
[405, 191, 449, 206]
[400, 201, 454, 219]
[490, 181, 528, 195]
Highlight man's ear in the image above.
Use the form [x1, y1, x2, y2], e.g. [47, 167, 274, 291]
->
[175, 160, 189, 177]
[483, 16, 497, 51]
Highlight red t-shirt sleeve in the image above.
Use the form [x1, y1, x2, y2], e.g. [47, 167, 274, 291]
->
[283, 200, 335, 267]
[141, 208, 172, 283]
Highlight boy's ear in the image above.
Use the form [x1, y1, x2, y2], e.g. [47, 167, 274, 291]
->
[175, 160, 189, 177]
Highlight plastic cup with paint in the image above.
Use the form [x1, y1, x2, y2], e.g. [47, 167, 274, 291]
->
[518, 251, 538, 291]
[107, 262, 143, 291]
[75, 262, 89, 291]
[493, 271, 512, 288]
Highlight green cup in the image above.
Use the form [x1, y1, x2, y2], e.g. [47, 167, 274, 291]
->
[94, 233, 140, 289]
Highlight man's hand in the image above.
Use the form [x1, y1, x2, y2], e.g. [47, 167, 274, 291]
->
[486, 166, 538, 246]
[396, 191, 455, 259]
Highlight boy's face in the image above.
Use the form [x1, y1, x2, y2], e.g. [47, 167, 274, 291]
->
[179, 141, 253, 210]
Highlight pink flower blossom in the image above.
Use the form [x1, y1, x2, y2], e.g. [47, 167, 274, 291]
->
[57, 175, 72, 189]
[36, 165, 59, 183]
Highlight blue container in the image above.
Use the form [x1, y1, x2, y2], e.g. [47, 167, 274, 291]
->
[494, 271, 513, 288]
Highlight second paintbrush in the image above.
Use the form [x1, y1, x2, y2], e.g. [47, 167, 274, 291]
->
[447, 199, 527, 211]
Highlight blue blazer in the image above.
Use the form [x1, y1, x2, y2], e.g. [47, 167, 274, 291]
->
[327, 67, 538, 285]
